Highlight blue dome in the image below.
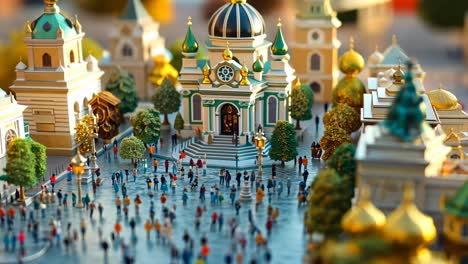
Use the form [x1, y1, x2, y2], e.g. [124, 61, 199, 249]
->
[208, 1, 265, 38]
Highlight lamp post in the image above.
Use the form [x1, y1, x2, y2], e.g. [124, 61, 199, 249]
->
[255, 131, 266, 182]
[88, 111, 99, 180]
[71, 150, 86, 208]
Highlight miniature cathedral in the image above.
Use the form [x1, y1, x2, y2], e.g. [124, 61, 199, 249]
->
[100, 0, 165, 100]
[178, 0, 296, 142]
[10, 0, 103, 155]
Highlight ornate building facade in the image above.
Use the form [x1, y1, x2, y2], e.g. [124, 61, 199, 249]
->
[0, 91, 27, 160]
[10, 0, 103, 155]
[100, 0, 165, 100]
[178, 0, 295, 142]
[291, 0, 341, 102]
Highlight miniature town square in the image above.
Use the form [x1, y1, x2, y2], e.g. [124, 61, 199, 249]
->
[0, 0, 467, 263]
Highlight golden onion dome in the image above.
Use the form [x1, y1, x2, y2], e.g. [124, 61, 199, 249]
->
[339, 37, 365, 76]
[342, 185, 386, 235]
[385, 64, 405, 95]
[427, 84, 459, 110]
[332, 76, 366, 108]
[384, 68, 396, 81]
[368, 45, 384, 65]
[223, 42, 233, 61]
[392, 63, 404, 84]
[381, 183, 437, 249]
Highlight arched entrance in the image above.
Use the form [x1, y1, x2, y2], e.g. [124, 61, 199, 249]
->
[5, 129, 17, 148]
[220, 104, 239, 135]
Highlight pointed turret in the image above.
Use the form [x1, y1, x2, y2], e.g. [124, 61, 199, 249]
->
[25, 21, 32, 37]
[182, 16, 199, 57]
[382, 62, 427, 142]
[271, 18, 288, 59]
[74, 15, 82, 33]
[120, 0, 150, 21]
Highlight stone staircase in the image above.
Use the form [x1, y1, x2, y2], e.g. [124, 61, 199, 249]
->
[184, 135, 270, 161]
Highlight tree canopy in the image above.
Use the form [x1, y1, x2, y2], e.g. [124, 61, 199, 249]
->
[30, 140, 47, 182]
[320, 126, 351, 160]
[305, 168, 351, 237]
[328, 142, 357, 201]
[269, 121, 298, 164]
[152, 77, 181, 125]
[105, 67, 139, 115]
[133, 108, 161, 145]
[174, 112, 184, 133]
[4, 138, 36, 188]
[119, 136, 146, 161]
[290, 80, 309, 130]
[74, 115, 93, 154]
[323, 103, 361, 133]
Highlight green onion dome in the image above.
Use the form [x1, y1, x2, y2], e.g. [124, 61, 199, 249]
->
[182, 16, 199, 54]
[271, 18, 288, 56]
[31, 0, 78, 40]
[252, 54, 264, 72]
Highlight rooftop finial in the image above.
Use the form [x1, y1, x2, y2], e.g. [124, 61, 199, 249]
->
[223, 42, 233, 61]
[402, 182, 415, 206]
[374, 44, 379, 52]
[349, 36, 354, 51]
[277, 18, 282, 27]
[44, 0, 59, 13]
[438, 83, 443, 90]
[392, 34, 398, 45]
[187, 16, 192, 26]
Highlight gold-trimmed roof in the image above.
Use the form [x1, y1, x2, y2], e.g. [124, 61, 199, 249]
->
[428, 84, 459, 110]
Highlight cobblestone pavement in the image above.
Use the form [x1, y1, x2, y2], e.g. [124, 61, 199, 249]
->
[0, 105, 326, 264]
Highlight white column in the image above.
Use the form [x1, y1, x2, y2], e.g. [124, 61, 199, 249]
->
[183, 96, 190, 128]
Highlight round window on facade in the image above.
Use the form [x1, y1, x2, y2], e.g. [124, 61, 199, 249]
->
[311, 32, 320, 41]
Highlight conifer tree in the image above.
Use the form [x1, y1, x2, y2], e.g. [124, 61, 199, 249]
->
[105, 67, 139, 115]
[152, 78, 181, 125]
[269, 121, 298, 167]
[174, 112, 184, 134]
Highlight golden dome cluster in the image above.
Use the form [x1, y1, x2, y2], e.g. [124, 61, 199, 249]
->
[338, 37, 365, 76]
[428, 84, 459, 110]
[342, 185, 386, 235]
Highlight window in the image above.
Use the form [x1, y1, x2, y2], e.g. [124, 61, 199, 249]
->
[310, 82, 321, 93]
[267, 96, 277, 124]
[42, 53, 52, 67]
[310, 53, 321, 71]
[83, 98, 89, 113]
[311, 32, 320, 41]
[192, 94, 202, 121]
[70, 50, 75, 63]
[122, 44, 133, 57]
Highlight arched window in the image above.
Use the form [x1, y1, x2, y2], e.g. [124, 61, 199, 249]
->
[70, 50, 75, 63]
[42, 53, 52, 67]
[83, 97, 89, 113]
[122, 44, 133, 57]
[267, 96, 278, 124]
[192, 94, 202, 121]
[74, 102, 79, 114]
[310, 82, 321, 93]
[310, 53, 321, 71]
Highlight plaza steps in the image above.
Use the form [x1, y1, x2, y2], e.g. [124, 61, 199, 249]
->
[183, 135, 270, 161]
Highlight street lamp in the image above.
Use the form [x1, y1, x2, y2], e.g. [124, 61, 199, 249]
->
[71, 150, 86, 208]
[88, 111, 100, 180]
[255, 131, 266, 182]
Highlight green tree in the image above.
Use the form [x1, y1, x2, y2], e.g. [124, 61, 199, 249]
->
[323, 103, 361, 133]
[305, 168, 351, 237]
[174, 112, 184, 134]
[132, 108, 161, 145]
[4, 138, 36, 202]
[30, 140, 47, 182]
[301, 84, 314, 120]
[419, 0, 468, 29]
[382, 63, 428, 142]
[289, 80, 309, 130]
[105, 67, 139, 115]
[320, 126, 351, 161]
[269, 121, 298, 167]
[327, 142, 357, 201]
[151, 77, 181, 125]
[119, 136, 146, 165]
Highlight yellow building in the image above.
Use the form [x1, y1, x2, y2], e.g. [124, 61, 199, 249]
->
[100, 0, 166, 100]
[291, 0, 341, 102]
[10, 0, 103, 155]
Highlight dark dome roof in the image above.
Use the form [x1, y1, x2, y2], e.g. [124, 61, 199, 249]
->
[208, 1, 265, 38]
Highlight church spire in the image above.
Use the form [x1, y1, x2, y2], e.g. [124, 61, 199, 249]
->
[182, 16, 199, 56]
[382, 62, 427, 142]
[271, 18, 288, 58]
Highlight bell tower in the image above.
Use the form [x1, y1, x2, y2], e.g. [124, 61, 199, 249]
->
[291, 0, 341, 102]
